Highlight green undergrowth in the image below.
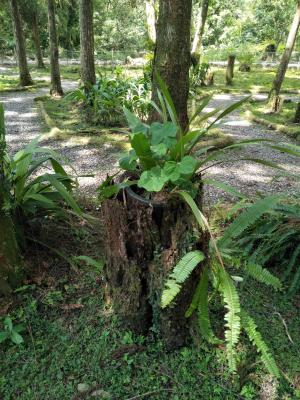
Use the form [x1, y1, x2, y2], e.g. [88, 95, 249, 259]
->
[1, 205, 300, 400]
[197, 67, 300, 95]
[0, 75, 48, 92]
[36, 94, 129, 150]
[244, 100, 300, 139]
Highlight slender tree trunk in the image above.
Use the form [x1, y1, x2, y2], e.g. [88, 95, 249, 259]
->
[79, 0, 96, 90]
[10, 0, 33, 86]
[294, 102, 300, 123]
[32, 12, 45, 69]
[145, 0, 156, 44]
[151, 0, 192, 131]
[47, 0, 63, 96]
[0, 106, 22, 296]
[226, 54, 235, 86]
[191, 0, 209, 64]
[269, 0, 300, 112]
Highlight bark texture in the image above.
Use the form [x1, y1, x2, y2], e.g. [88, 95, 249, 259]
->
[294, 102, 300, 123]
[47, 0, 63, 96]
[79, 0, 96, 89]
[145, 0, 156, 44]
[32, 12, 45, 69]
[10, 0, 33, 86]
[191, 0, 210, 63]
[151, 0, 192, 131]
[101, 184, 205, 348]
[226, 55, 235, 86]
[269, 0, 300, 112]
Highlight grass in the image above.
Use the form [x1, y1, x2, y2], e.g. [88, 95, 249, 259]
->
[244, 100, 300, 139]
[0, 207, 300, 400]
[197, 66, 300, 95]
[36, 95, 129, 150]
[0, 74, 48, 92]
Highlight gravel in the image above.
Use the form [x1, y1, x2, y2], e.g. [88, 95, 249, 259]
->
[1, 80, 299, 203]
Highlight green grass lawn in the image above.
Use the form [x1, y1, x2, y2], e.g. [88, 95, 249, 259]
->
[198, 66, 300, 95]
[245, 100, 300, 138]
[0, 210, 300, 400]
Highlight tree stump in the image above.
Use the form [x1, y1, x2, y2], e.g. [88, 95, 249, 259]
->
[294, 102, 300, 123]
[269, 95, 283, 113]
[205, 71, 214, 86]
[226, 55, 236, 86]
[101, 184, 206, 348]
[239, 64, 251, 72]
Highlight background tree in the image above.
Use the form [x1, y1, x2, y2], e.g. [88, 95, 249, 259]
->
[10, 0, 33, 86]
[269, 0, 300, 112]
[19, 0, 45, 68]
[152, 0, 192, 130]
[145, 0, 156, 45]
[191, 0, 210, 63]
[79, 0, 96, 89]
[47, 0, 63, 96]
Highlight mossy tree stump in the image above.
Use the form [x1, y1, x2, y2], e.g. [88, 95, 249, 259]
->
[101, 185, 206, 348]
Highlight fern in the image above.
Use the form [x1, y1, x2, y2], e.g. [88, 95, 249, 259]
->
[197, 267, 222, 344]
[241, 310, 280, 378]
[161, 250, 205, 308]
[218, 195, 280, 248]
[244, 263, 282, 291]
[215, 263, 241, 372]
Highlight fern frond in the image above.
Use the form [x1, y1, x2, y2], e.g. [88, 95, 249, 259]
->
[283, 244, 300, 280]
[197, 267, 222, 344]
[241, 310, 280, 378]
[161, 250, 205, 308]
[218, 196, 280, 248]
[215, 263, 241, 372]
[244, 263, 282, 290]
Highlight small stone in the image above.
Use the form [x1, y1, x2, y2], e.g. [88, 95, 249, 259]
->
[91, 389, 111, 399]
[77, 383, 90, 393]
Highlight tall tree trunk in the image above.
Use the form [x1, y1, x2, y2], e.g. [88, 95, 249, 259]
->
[226, 54, 235, 86]
[191, 0, 209, 64]
[0, 106, 22, 296]
[145, 0, 156, 44]
[32, 12, 45, 69]
[79, 0, 96, 90]
[151, 0, 192, 131]
[269, 0, 300, 112]
[294, 102, 300, 123]
[10, 0, 33, 86]
[47, 0, 63, 96]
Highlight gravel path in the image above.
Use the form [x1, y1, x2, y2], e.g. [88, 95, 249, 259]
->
[1, 76, 299, 202]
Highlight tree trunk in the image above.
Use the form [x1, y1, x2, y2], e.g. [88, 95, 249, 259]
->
[47, 0, 63, 96]
[151, 0, 192, 131]
[79, 0, 96, 90]
[294, 102, 300, 123]
[226, 55, 235, 86]
[10, 0, 33, 86]
[145, 0, 156, 45]
[269, 0, 300, 112]
[32, 12, 45, 69]
[101, 185, 205, 348]
[191, 0, 210, 64]
[0, 106, 22, 296]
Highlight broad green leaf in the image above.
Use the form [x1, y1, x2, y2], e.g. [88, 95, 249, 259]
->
[0, 332, 9, 343]
[11, 330, 24, 345]
[130, 133, 155, 170]
[119, 150, 138, 171]
[150, 121, 177, 148]
[150, 143, 168, 157]
[138, 166, 168, 192]
[123, 107, 148, 134]
[178, 156, 198, 175]
[163, 161, 181, 182]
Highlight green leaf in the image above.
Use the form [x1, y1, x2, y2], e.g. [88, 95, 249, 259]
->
[73, 255, 104, 272]
[4, 317, 12, 332]
[119, 150, 138, 171]
[189, 95, 213, 125]
[163, 162, 181, 182]
[0, 331, 9, 343]
[150, 143, 168, 157]
[130, 132, 155, 170]
[150, 121, 177, 148]
[11, 330, 24, 345]
[244, 263, 282, 290]
[123, 107, 148, 134]
[209, 96, 250, 128]
[161, 250, 205, 308]
[138, 166, 168, 192]
[178, 156, 198, 176]
[155, 73, 179, 127]
[197, 267, 223, 344]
